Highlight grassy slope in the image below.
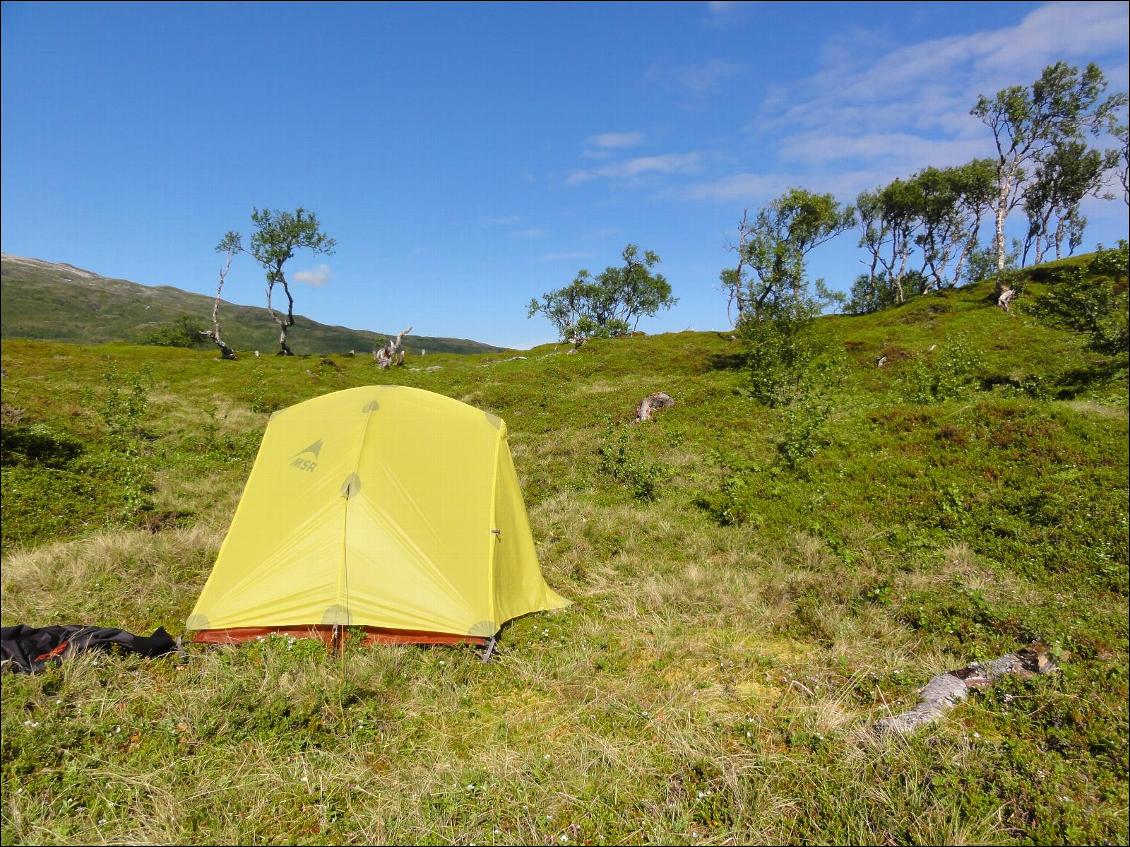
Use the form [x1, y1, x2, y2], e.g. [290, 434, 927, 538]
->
[0, 256, 501, 356]
[1, 264, 1127, 845]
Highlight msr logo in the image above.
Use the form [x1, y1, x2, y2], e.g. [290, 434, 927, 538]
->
[290, 439, 322, 472]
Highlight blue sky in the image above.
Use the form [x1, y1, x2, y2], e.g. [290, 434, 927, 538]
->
[2, 1, 1127, 349]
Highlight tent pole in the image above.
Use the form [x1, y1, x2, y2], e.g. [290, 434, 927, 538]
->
[480, 636, 497, 663]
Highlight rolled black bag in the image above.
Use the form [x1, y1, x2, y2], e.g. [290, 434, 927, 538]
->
[1, 625, 177, 674]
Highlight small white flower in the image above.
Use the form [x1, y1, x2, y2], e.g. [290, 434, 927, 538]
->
[301, 775, 308, 783]
[114, 725, 121, 733]
[544, 754, 551, 761]
[746, 731, 752, 738]
[467, 784, 475, 790]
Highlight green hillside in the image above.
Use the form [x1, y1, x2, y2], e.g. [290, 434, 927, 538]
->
[1, 255, 1127, 844]
[0, 254, 501, 356]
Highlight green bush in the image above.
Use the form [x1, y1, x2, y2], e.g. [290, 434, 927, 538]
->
[598, 427, 672, 502]
[904, 335, 984, 403]
[138, 315, 209, 348]
[1029, 241, 1129, 355]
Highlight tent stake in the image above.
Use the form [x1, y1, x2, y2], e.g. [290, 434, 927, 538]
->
[481, 636, 497, 663]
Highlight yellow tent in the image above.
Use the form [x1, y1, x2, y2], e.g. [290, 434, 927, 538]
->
[187, 385, 567, 648]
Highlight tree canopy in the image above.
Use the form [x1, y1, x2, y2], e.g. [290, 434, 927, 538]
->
[528, 245, 675, 343]
[972, 61, 1126, 276]
[226, 208, 336, 355]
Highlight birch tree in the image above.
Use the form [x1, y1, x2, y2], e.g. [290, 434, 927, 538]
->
[1022, 141, 1113, 265]
[238, 208, 336, 356]
[726, 188, 854, 404]
[528, 244, 675, 344]
[972, 62, 1125, 284]
[914, 160, 997, 291]
[1108, 120, 1128, 207]
[201, 232, 240, 360]
[875, 178, 923, 304]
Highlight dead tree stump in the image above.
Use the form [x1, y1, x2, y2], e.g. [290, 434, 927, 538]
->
[635, 392, 674, 422]
[375, 326, 412, 369]
[997, 286, 1017, 313]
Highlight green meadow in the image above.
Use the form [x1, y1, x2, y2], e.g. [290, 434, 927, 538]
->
[1, 259, 1127, 845]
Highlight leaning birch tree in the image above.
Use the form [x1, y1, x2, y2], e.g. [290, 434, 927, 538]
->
[201, 231, 241, 360]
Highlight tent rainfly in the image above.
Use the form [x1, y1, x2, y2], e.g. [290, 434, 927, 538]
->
[187, 385, 568, 648]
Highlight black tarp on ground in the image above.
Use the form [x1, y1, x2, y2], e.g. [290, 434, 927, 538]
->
[0, 625, 177, 673]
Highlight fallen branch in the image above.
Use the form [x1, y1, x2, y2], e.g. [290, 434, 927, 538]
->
[875, 645, 1060, 737]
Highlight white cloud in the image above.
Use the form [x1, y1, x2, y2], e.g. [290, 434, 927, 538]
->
[293, 264, 331, 286]
[568, 152, 703, 185]
[675, 59, 743, 98]
[587, 132, 643, 149]
[777, 131, 988, 171]
[731, 1, 1130, 205]
[682, 167, 921, 204]
[512, 227, 545, 239]
[762, 2, 1128, 138]
[589, 226, 622, 239]
[482, 214, 521, 226]
[648, 59, 743, 104]
[706, 1, 747, 13]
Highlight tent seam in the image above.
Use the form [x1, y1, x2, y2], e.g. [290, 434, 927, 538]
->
[342, 387, 382, 627]
[486, 422, 504, 633]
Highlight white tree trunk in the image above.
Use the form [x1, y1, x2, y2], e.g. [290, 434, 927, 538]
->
[994, 175, 1010, 276]
[204, 252, 237, 360]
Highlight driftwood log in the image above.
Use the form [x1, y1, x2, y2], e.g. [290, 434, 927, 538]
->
[375, 326, 412, 369]
[875, 645, 1059, 736]
[635, 392, 674, 422]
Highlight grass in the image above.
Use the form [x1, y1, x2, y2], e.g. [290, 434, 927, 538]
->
[1, 260, 1127, 845]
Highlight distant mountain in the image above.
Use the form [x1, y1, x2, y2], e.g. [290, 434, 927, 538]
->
[0, 254, 502, 355]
